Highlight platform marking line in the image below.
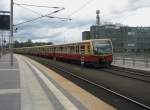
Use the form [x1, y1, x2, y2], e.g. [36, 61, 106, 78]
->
[0, 61, 17, 63]
[0, 69, 18, 71]
[25, 58, 79, 110]
[0, 89, 20, 95]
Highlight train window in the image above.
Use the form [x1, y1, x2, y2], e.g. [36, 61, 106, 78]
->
[80, 45, 85, 54]
[87, 45, 90, 53]
[70, 46, 74, 53]
[67, 46, 69, 53]
[62, 47, 65, 53]
[81, 45, 85, 50]
[60, 47, 63, 52]
[76, 46, 79, 53]
[65, 47, 68, 53]
[57, 47, 59, 52]
[55, 47, 57, 52]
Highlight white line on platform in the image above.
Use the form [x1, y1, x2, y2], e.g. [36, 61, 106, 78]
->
[0, 69, 19, 71]
[25, 58, 79, 110]
[0, 62, 17, 63]
[0, 89, 20, 95]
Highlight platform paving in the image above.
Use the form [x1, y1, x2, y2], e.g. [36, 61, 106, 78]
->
[0, 54, 20, 110]
[0, 54, 116, 110]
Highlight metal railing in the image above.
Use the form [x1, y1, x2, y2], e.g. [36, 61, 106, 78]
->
[113, 53, 150, 68]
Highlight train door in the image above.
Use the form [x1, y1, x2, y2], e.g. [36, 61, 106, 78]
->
[53, 47, 56, 61]
[80, 45, 85, 65]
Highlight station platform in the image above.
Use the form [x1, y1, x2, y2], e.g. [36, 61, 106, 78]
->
[0, 54, 116, 110]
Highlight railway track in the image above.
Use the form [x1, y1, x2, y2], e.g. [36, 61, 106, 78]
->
[28, 55, 150, 110]
[100, 66, 150, 83]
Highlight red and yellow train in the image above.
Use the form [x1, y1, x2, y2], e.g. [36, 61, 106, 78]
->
[14, 39, 113, 67]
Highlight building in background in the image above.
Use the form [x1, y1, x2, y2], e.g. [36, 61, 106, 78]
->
[82, 10, 150, 53]
[82, 31, 90, 40]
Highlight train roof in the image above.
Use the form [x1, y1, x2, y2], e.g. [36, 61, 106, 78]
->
[14, 39, 111, 49]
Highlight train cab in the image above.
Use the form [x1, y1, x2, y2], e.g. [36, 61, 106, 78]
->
[83, 39, 113, 67]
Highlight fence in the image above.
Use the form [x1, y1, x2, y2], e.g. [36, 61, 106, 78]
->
[113, 53, 150, 68]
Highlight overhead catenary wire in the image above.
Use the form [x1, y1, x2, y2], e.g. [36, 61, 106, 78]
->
[69, 0, 95, 17]
[14, 0, 94, 42]
[14, 8, 65, 26]
[14, 3, 71, 26]
[15, 4, 42, 16]
[59, 0, 95, 35]
[16, 4, 71, 21]
[14, 0, 93, 27]
[14, 2, 63, 9]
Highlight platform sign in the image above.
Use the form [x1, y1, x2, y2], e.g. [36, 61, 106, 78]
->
[0, 15, 10, 30]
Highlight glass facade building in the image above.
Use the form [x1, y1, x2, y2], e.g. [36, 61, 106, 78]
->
[82, 24, 150, 53]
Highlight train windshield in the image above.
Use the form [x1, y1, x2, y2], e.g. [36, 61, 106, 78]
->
[92, 40, 112, 55]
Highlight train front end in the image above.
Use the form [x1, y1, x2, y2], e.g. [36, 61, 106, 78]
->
[91, 39, 113, 67]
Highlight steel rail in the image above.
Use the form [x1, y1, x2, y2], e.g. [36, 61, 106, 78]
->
[49, 64, 150, 110]
[111, 65, 150, 76]
[30, 56, 150, 110]
[100, 67, 150, 83]
[111, 68, 150, 77]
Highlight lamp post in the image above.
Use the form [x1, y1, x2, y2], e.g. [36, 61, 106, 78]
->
[2, 31, 3, 55]
[0, 37, 1, 57]
[10, 0, 13, 66]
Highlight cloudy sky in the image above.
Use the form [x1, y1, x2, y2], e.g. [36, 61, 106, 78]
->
[1, 0, 150, 44]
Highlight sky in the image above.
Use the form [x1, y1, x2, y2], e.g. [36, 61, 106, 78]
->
[1, 0, 150, 44]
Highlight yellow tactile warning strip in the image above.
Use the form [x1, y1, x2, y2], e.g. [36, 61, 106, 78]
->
[23, 55, 116, 110]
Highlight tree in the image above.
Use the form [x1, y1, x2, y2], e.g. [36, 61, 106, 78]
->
[14, 40, 20, 48]
[13, 39, 53, 48]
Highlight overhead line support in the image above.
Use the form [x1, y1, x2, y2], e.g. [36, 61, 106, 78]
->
[10, 0, 13, 66]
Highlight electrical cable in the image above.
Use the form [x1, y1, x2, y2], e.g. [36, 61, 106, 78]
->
[14, 0, 93, 41]
[69, 0, 94, 17]
[15, 4, 42, 15]
[14, 8, 65, 26]
[58, 0, 95, 36]
[14, 2, 63, 9]
[15, 4, 71, 21]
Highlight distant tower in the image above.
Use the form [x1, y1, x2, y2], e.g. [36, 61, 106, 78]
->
[96, 10, 100, 25]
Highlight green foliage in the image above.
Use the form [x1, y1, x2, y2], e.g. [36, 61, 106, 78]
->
[13, 39, 53, 48]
